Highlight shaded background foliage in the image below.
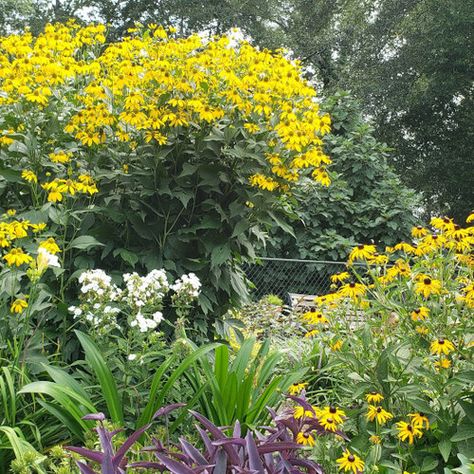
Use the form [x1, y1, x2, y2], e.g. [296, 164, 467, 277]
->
[3, 0, 470, 220]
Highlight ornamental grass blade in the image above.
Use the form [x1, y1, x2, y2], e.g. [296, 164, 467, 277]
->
[75, 330, 124, 426]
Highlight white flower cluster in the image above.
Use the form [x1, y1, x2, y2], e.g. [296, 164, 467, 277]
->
[78, 269, 122, 301]
[122, 269, 169, 310]
[130, 310, 163, 333]
[171, 272, 201, 305]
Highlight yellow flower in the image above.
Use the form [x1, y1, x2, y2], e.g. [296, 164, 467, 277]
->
[396, 421, 423, 444]
[303, 311, 328, 324]
[10, 298, 28, 313]
[348, 244, 377, 262]
[410, 306, 429, 321]
[366, 405, 393, 425]
[466, 211, 474, 223]
[3, 248, 33, 266]
[320, 416, 339, 432]
[411, 225, 428, 238]
[337, 450, 364, 473]
[434, 357, 451, 370]
[430, 338, 455, 355]
[331, 272, 350, 283]
[49, 151, 72, 164]
[408, 412, 429, 429]
[319, 406, 346, 424]
[288, 382, 307, 395]
[365, 392, 384, 404]
[369, 435, 381, 445]
[6, 209, 16, 216]
[21, 170, 38, 183]
[330, 339, 343, 351]
[416, 326, 429, 335]
[48, 191, 63, 202]
[294, 406, 314, 419]
[305, 329, 319, 338]
[338, 282, 367, 299]
[414, 276, 442, 298]
[39, 237, 61, 254]
[296, 431, 315, 447]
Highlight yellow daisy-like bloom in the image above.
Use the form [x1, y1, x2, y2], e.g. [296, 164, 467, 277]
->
[294, 406, 315, 419]
[396, 421, 423, 444]
[336, 450, 365, 473]
[21, 169, 38, 183]
[408, 412, 430, 429]
[6, 209, 16, 216]
[466, 211, 474, 223]
[296, 431, 315, 447]
[338, 282, 367, 299]
[10, 298, 28, 313]
[330, 272, 350, 283]
[416, 326, 429, 335]
[3, 247, 33, 266]
[348, 244, 377, 262]
[305, 329, 319, 338]
[434, 357, 451, 370]
[319, 406, 346, 425]
[369, 435, 381, 445]
[49, 151, 72, 164]
[39, 237, 61, 254]
[320, 416, 339, 432]
[366, 405, 393, 425]
[411, 225, 428, 238]
[411, 306, 429, 321]
[330, 339, 343, 351]
[303, 311, 329, 325]
[414, 276, 442, 298]
[47, 191, 63, 203]
[430, 338, 455, 355]
[288, 382, 308, 395]
[366, 392, 384, 404]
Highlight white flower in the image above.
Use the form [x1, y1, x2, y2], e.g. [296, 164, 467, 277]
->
[37, 247, 60, 270]
[128, 354, 137, 361]
[152, 311, 163, 323]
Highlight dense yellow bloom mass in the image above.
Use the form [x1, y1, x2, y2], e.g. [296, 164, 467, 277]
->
[0, 22, 331, 194]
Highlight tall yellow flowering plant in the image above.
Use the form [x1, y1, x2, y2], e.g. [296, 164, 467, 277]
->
[302, 214, 474, 473]
[0, 22, 332, 324]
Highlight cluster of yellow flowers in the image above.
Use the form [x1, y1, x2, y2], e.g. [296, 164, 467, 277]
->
[0, 212, 61, 313]
[0, 22, 331, 194]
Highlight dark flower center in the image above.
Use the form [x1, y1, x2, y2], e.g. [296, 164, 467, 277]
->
[371, 391, 377, 395]
[415, 309, 420, 314]
[357, 244, 364, 249]
[407, 425, 413, 432]
[419, 412, 424, 417]
[303, 433, 309, 438]
[348, 455, 355, 462]
[376, 407, 382, 413]
[326, 418, 333, 423]
[423, 278, 431, 285]
[438, 339, 445, 344]
[349, 283, 356, 288]
[329, 406, 337, 414]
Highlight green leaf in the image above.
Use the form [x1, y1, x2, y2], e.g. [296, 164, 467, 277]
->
[451, 419, 474, 442]
[69, 235, 104, 250]
[439, 439, 452, 463]
[421, 456, 438, 472]
[211, 244, 231, 267]
[75, 330, 124, 425]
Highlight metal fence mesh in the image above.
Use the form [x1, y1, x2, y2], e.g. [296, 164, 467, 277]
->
[244, 257, 349, 301]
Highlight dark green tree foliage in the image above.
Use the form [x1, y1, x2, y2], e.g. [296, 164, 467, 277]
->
[264, 92, 418, 261]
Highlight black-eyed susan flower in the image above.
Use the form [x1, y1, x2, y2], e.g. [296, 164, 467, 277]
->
[320, 416, 339, 432]
[288, 382, 307, 395]
[412, 225, 428, 238]
[416, 326, 429, 335]
[305, 329, 319, 338]
[331, 272, 350, 284]
[411, 306, 429, 321]
[10, 298, 28, 313]
[396, 421, 423, 444]
[466, 211, 474, 223]
[366, 405, 393, 424]
[408, 412, 430, 429]
[348, 244, 377, 262]
[430, 338, 455, 355]
[303, 311, 328, 324]
[415, 276, 442, 298]
[21, 169, 38, 183]
[338, 282, 366, 299]
[296, 431, 315, 447]
[319, 406, 346, 425]
[294, 406, 314, 419]
[336, 450, 364, 473]
[434, 357, 451, 370]
[366, 392, 384, 404]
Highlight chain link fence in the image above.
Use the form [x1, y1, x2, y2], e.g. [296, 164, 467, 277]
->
[244, 257, 350, 302]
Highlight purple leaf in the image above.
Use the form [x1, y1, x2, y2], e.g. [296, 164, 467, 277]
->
[196, 426, 216, 458]
[286, 395, 314, 413]
[76, 461, 98, 474]
[82, 413, 106, 421]
[179, 438, 209, 465]
[212, 438, 246, 447]
[289, 458, 325, 474]
[213, 449, 228, 474]
[113, 423, 152, 467]
[154, 453, 199, 474]
[153, 403, 186, 418]
[245, 431, 265, 474]
[129, 461, 165, 469]
[258, 442, 301, 454]
[65, 446, 104, 463]
[233, 420, 241, 439]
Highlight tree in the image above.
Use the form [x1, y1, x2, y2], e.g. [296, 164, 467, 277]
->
[264, 91, 418, 261]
